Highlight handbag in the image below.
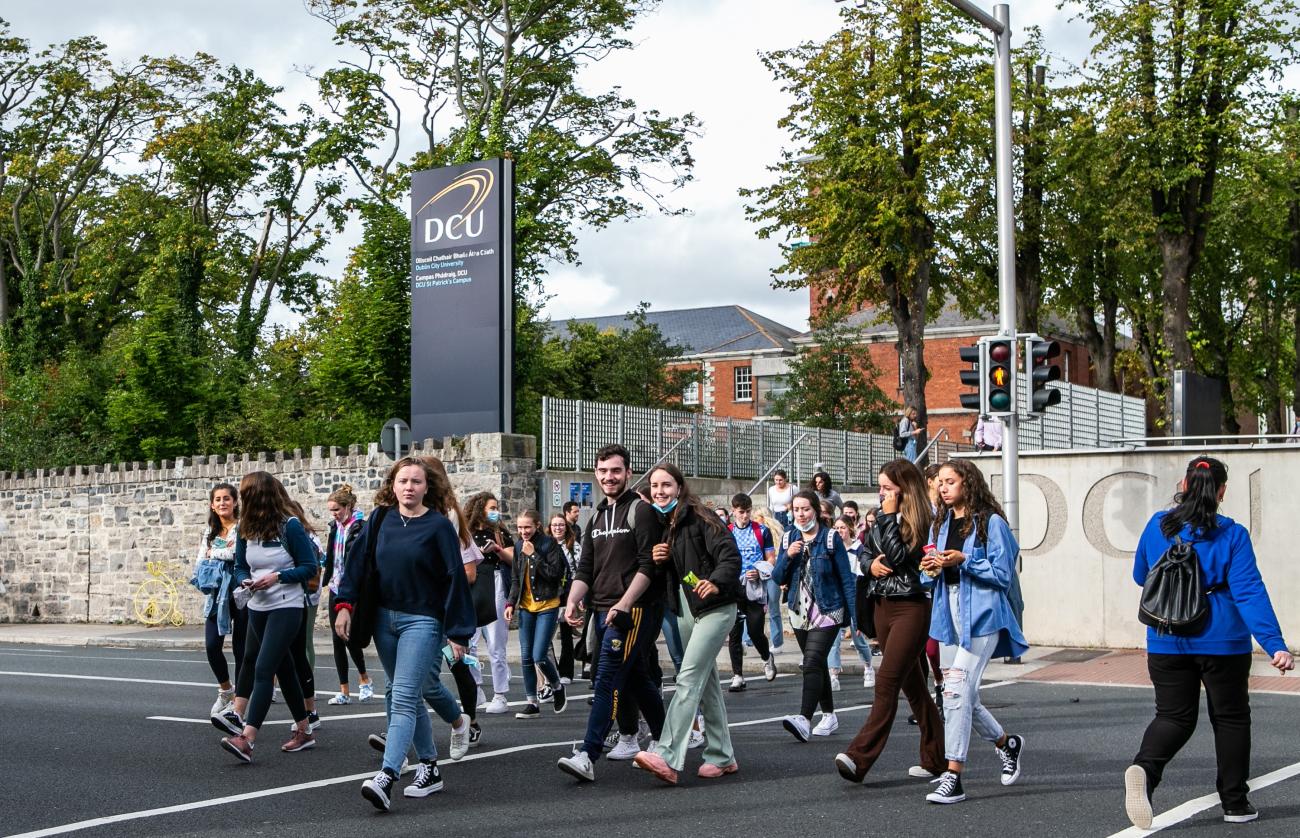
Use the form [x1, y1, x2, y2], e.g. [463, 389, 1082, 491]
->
[190, 557, 225, 594]
[347, 506, 389, 649]
[471, 532, 502, 627]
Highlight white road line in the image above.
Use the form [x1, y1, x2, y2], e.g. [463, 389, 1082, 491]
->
[0, 671, 224, 689]
[1106, 760, 1300, 836]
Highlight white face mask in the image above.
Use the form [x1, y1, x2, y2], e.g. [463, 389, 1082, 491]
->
[795, 518, 817, 533]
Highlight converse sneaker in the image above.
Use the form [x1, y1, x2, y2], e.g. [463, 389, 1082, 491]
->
[1223, 803, 1259, 824]
[1124, 765, 1153, 830]
[210, 687, 235, 716]
[834, 752, 862, 783]
[926, 771, 966, 804]
[538, 684, 554, 702]
[863, 666, 876, 689]
[552, 684, 568, 714]
[220, 733, 253, 763]
[782, 714, 811, 743]
[368, 732, 387, 753]
[688, 727, 706, 749]
[483, 694, 510, 714]
[516, 702, 541, 720]
[607, 734, 640, 760]
[358, 681, 374, 702]
[211, 708, 244, 737]
[604, 730, 621, 750]
[557, 749, 596, 782]
[908, 765, 940, 779]
[830, 672, 841, 691]
[448, 715, 470, 761]
[403, 759, 443, 798]
[763, 656, 777, 681]
[327, 693, 351, 706]
[728, 674, 747, 692]
[468, 721, 483, 748]
[812, 712, 839, 736]
[362, 768, 397, 811]
[996, 734, 1024, 785]
[307, 711, 321, 733]
[281, 729, 316, 752]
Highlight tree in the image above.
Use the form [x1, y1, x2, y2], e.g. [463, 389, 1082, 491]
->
[744, 0, 989, 440]
[770, 315, 896, 432]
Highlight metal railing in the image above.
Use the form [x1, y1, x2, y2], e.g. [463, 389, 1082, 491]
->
[1013, 380, 1147, 451]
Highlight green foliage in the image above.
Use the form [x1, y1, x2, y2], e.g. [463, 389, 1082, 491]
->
[770, 316, 897, 433]
[0, 350, 114, 472]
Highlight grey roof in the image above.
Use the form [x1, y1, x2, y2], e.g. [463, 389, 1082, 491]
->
[549, 305, 802, 357]
[808, 297, 1086, 343]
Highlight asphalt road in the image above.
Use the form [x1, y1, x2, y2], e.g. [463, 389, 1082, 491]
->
[2, 642, 1298, 838]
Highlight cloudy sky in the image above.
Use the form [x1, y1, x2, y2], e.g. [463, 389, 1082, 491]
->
[5, 1, 1099, 332]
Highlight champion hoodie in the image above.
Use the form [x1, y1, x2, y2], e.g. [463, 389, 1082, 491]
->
[575, 488, 665, 611]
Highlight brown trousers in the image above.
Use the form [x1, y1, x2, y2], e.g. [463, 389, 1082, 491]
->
[842, 597, 944, 778]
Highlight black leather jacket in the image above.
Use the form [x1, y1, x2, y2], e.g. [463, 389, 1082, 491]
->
[507, 532, 568, 607]
[863, 512, 926, 600]
[661, 504, 741, 618]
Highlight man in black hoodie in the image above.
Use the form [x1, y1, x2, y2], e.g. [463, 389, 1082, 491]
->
[557, 443, 666, 782]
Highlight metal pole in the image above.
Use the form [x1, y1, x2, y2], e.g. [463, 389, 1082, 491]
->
[993, 4, 1018, 534]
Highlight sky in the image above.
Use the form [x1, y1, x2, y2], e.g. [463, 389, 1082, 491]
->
[2, 1, 1110, 333]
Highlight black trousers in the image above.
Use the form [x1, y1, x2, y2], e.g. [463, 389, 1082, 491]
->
[204, 593, 247, 685]
[450, 658, 478, 721]
[1134, 652, 1253, 809]
[237, 608, 308, 729]
[728, 599, 771, 675]
[794, 627, 838, 720]
[557, 622, 577, 680]
[331, 606, 368, 685]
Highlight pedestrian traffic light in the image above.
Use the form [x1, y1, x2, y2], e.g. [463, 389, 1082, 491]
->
[958, 343, 985, 413]
[986, 338, 1015, 415]
[1025, 336, 1062, 413]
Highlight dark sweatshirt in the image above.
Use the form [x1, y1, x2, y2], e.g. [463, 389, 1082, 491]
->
[576, 489, 665, 611]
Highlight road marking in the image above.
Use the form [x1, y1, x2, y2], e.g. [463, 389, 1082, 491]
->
[1106, 759, 1300, 836]
[1026, 676, 1300, 698]
[0, 670, 224, 689]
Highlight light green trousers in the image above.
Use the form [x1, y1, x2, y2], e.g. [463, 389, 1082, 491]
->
[654, 590, 735, 770]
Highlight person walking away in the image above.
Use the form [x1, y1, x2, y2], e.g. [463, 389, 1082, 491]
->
[833, 460, 944, 784]
[197, 483, 245, 716]
[1124, 457, 1293, 828]
[726, 493, 778, 692]
[775, 491, 857, 742]
[557, 444, 667, 782]
[633, 464, 742, 783]
[322, 485, 374, 705]
[465, 492, 515, 713]
[920, 460, 1029, 804]
[828, 516, 875, 690]
[504, 509, 569, 719]
[334, 457, 476, 810]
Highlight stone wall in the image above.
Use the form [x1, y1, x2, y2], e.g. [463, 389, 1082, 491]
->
[0, 434, 538, 624]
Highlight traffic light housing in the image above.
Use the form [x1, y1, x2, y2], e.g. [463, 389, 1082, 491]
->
[1025, 336, 1062, 413]
[958, 343, 985, 413]
[986, 338, 1015, 415]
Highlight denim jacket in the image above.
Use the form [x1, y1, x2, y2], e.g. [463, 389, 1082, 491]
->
[774, 524, 857, 628]
[198, 526, 238, 635]
[923, 511, 1029, 659]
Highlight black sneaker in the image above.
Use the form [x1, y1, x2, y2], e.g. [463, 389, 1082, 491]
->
[468, 721, 483, 747]
[996, 734, 1024, 785]
[307, 711, 321, 733]
[538, 684, 554, 702]
[362, 768, 397, 811]
[368, 732, 387, 753]
[1223, 803, 1258, 824]
[211, 708, 243, 736]
[553, 684, 568, 714]
[403, 759, 444, 798]
[926, 771, 966, 804]
[515, 703, 541, 720]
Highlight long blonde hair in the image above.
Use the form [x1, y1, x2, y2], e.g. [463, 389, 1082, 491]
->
[753, 507, 785, 546]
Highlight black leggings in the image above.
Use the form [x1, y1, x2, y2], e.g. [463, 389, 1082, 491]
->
[331, 606, 368, 685]
[236, 608, 308, 729]
[794, 627, 838, 720]
[290, 606, 315, 701]
[728, 599, 771, 675]
[450, 659, 478, 721]
[557, 622, 576, 680]
[204, 594, 247, 685]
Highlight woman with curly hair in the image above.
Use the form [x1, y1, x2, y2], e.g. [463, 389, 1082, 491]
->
[920, 459, 1028, 804]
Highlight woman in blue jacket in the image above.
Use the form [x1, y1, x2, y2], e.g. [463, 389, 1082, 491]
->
[1124, 456, 1293, 829]
[774, 490, 857, 743]
[922, 459, 1028, 804]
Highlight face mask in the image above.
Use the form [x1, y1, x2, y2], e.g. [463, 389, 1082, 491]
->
[487, 510, 500, 523]
[796, 518, 817, 533]
[653, 499, 678, 514]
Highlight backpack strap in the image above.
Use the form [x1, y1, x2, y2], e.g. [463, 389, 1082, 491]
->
[751, 521, 763, 545]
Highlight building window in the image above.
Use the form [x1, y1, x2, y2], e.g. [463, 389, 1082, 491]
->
[833, 353, 852, 385]
[682, 380, 700, 405]
[734, 366, 753, 401]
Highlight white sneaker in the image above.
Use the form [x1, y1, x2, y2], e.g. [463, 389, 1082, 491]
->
[688, 728, 705, 749]
[863, 667, 876, 689]
[909, 765, 940, 779]
[327, 693, 351, 706]
[812, 712, 839, 736]
[358, 682, 374, 702]
[210, 688, 234, 716]
[448, 715, 470, 761]
[763, 656, 777, 681]
[637, 718, 651, 743]
[607, 734, 640, 760]
[782, 714, 811, 742]
[558, 749, 595, 782]
[476, 688, 487, 708]
[830, 672, 841, 691]
[559, 677, 572, 685]
[483, 694, 510, 714]
[728, 674, 746, 692]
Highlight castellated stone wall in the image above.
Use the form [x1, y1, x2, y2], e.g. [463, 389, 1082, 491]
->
[0, 434, 538, 624]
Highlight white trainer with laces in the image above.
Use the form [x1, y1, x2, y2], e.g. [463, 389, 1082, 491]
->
[863, 666, 876, 689]
[607, 734, 641, 760]
[558, 749, 596, 782]
[483, 694, 510, 714]
[782, 714, 811, 742]
[829, 672, 841, 691]
[728, 674, 746, 692]
[358, 682, 374, 702]
[763, 656, 777, 681]
[327, 693, 351, 706]
[448, 715, 470, 761]
[210, 688, 235, 716]
[812, 712, 839, 736]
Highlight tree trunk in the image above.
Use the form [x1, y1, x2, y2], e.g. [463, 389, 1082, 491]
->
[1157, 230, 1195, 429]
[1016, 64, 1045, 335]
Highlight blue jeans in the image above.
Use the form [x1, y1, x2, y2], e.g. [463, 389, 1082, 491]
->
[581, 605, 665, 760]
[828, 623, 873, 670]
[765, 578, 784, 648]
[662, 610, 684, 673]
[938, 588, 1004, 763]
[372, 608, 445, 774]
[518, 607, 561, 699]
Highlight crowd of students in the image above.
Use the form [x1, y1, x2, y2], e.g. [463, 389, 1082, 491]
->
[193, 446, 1291, 826]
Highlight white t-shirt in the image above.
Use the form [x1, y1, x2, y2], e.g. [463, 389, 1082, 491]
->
[767, 484, 795, 513]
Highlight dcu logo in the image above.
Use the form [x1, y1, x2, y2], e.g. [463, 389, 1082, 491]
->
[416, 167, 494, 244]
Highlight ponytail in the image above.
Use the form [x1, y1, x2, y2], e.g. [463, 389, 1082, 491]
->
[1159, 456, 1228, 539]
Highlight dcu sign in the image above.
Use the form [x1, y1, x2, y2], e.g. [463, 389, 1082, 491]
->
[415, 166, 494, 244]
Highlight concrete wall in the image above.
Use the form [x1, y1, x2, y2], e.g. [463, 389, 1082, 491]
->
[968, 445, 1299, 650]
[0, 434, 538, 624]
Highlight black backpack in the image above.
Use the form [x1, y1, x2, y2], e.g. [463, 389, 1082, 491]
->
[1138, 537, 1221, 636]
[892, 422, 907, 452]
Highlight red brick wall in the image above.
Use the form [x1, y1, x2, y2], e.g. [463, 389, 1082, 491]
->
[706, 358, 759, 420]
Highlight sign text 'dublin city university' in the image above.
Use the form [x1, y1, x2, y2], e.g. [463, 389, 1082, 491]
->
[409, 158, 515, 442]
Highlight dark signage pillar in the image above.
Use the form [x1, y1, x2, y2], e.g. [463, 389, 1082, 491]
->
[409, 158, 514, 442]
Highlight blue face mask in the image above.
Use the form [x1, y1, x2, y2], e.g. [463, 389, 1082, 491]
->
[653, 499, 678, 514]
[487, 510, 500, 523]
[795, 517, 817, 533]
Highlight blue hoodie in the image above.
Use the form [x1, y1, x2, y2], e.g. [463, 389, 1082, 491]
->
[1133, 512, 1287, 657]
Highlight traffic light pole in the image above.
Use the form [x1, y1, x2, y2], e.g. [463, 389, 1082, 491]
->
[947, 1, 1019, 535]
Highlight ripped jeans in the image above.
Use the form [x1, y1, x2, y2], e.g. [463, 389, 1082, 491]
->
[938, 586, 1004, 764]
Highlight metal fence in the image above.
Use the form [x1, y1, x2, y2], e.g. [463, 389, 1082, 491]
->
[540, 397, 969, 486]
[1013, 380, 1147, 451]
